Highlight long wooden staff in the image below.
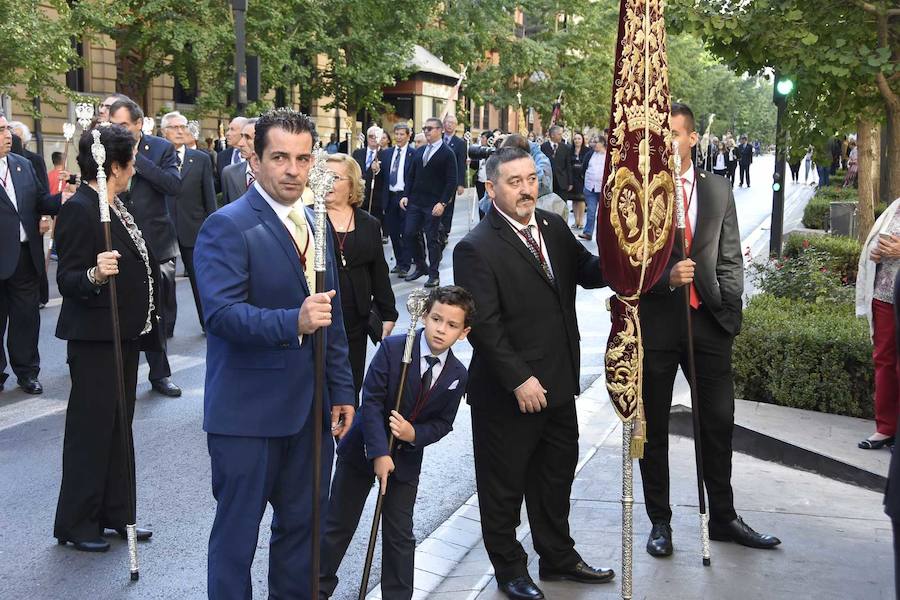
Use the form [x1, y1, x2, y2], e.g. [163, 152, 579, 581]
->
[307, 144, 339, 599]
[90, 127, 140, 581]
[672, 141, 711, 567]
[358, 289, 429, 600]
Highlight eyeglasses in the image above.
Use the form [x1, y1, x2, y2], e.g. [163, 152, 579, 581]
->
[165, 124, 189, 131]
[422, 126, 437, 132]
[331, 175, 352, 182]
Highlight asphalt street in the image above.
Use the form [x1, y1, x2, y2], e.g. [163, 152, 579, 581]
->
[0, 156, 795, 599]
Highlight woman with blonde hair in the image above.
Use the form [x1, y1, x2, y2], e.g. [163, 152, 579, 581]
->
[324, 154, 398, 402]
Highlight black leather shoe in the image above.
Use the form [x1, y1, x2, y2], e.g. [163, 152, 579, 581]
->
[646, 522, 673, 557]
[539, 560, 615, 584]
[404, 269, 427, 282]
[498, 576, 544, 599]
[57, 537, 110, 552]
[396, 269, 409, 278]
[390, 265, 402, 274]
[108, 527, 153, 541]
[424, 276, 440, 288]
[709, 516, 781, 549]
[151, 377, 182, 397]
[18, 377, 43, 394]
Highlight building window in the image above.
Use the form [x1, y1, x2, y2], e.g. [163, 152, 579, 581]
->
[431, 98, 445, 120]
[499, 108, 508, 133]
[387, 96, 413, 120]
[275, 87, 287, 108]
[66, 38, 85, 92]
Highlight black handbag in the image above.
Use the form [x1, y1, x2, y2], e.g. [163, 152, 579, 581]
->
[365, 307, 383, 345]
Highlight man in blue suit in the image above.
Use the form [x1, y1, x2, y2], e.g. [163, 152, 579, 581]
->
[108, 98, 183, 397]
[380, 123, 416, 277]
[194, 108, 356, 600]
[400, 118, 457, 288]
[0, 114, 63, 394]
[320, 286, 473, 599]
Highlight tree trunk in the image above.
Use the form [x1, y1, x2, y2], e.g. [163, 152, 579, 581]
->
[887, 105, 900, 202]
[857, 117, 878, 243]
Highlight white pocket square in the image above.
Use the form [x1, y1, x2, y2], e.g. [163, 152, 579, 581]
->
[448, 379, 459, 390]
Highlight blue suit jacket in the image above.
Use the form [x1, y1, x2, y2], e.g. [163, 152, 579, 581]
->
[0, 153, 61, 280]
[379, 144, 416, 199]
[124, 133, 181, 261]
[337, 330, 467, 483]
[194, 184, 355, 438]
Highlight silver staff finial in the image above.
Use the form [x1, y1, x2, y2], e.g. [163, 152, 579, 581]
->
[309, 142, 334, 273]
[406, 289, 430, 320]
[75, 103, 94, 130]
[90, 129, 111, 224]
[63, 122, 76, 142]
[141, 117, 155, 137]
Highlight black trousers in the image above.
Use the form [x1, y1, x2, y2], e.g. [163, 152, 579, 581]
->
[344, 308, 367, 406]
[471, 402, 581, 583]
[894, 519, 900, 600]
[320, 457, 417, 600]
[145, 258, 174, 381]
[739, 163, 751, 186]
[404, 204, 443, 278]
[384, 190, 411, 271]
[179, 244, 204, 330]
[0, 243, 41, 382]
[440, 194, 455, 237]
[54, 339, 139, 542]
[639, 306, 738, 526]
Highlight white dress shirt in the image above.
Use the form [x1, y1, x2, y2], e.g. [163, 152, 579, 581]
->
[419, 332, 448, 388]
[494, 204, 554, 278]
[1, 157, 27, 242]
[679, 161, 699, 230]
[255, 181, 316, 344]
[389, 144, 409, 192]
[423, 140, 443, 165]
[584, 151, 606, 193]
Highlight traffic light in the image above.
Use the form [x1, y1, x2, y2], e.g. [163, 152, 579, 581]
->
[773, 73, 794, 106]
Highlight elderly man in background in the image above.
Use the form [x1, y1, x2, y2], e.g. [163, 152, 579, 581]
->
[160, 111, 217, 333]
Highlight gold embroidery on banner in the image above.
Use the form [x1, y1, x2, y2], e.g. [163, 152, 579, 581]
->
[606, 302, 640, 418]
[609, 168, 674, 268]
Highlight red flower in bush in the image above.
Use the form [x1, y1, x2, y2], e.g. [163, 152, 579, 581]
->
[802, 239, 810, 249]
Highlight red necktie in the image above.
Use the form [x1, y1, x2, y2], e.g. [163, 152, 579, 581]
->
[681, 178, 700, 309]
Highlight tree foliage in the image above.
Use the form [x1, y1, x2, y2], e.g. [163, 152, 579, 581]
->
[667, 0, 900, 198]
[1, 0, 83, 108]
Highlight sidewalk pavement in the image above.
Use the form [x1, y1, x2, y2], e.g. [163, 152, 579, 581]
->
[365, 376, 894, 600]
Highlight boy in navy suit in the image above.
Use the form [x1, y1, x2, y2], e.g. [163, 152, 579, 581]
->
[320, 286, 475, 599]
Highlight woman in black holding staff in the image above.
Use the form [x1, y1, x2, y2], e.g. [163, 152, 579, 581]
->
[324, 153, 398, 403]
[53, 125, 161, 552]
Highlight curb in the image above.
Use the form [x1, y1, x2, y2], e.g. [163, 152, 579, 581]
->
[669, 405, 887, 492]
[365, 378, 621, 599]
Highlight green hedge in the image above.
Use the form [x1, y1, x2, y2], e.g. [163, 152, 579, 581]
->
[800, 185, 885, 231]
[782, 233, 861, 283]
[734, 294, 873, 418]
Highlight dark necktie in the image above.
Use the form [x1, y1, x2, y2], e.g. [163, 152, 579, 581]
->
[390, 148, 401, 187]
[552, 143, 558, 156]
[421, 355, 439, 391]
[521, 225, 554, 284]
[176, 152, 183, 173]
[410, 355, 440, 423]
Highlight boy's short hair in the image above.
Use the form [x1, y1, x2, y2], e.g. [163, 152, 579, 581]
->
[425, 285, 476, 327]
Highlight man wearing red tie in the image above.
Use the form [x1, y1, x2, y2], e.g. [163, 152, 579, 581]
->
[638, 103, 780, 559]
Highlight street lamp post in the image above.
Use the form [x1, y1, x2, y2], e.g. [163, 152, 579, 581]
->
[232, 0, 248, 116]
[769, 72, 794, 256]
